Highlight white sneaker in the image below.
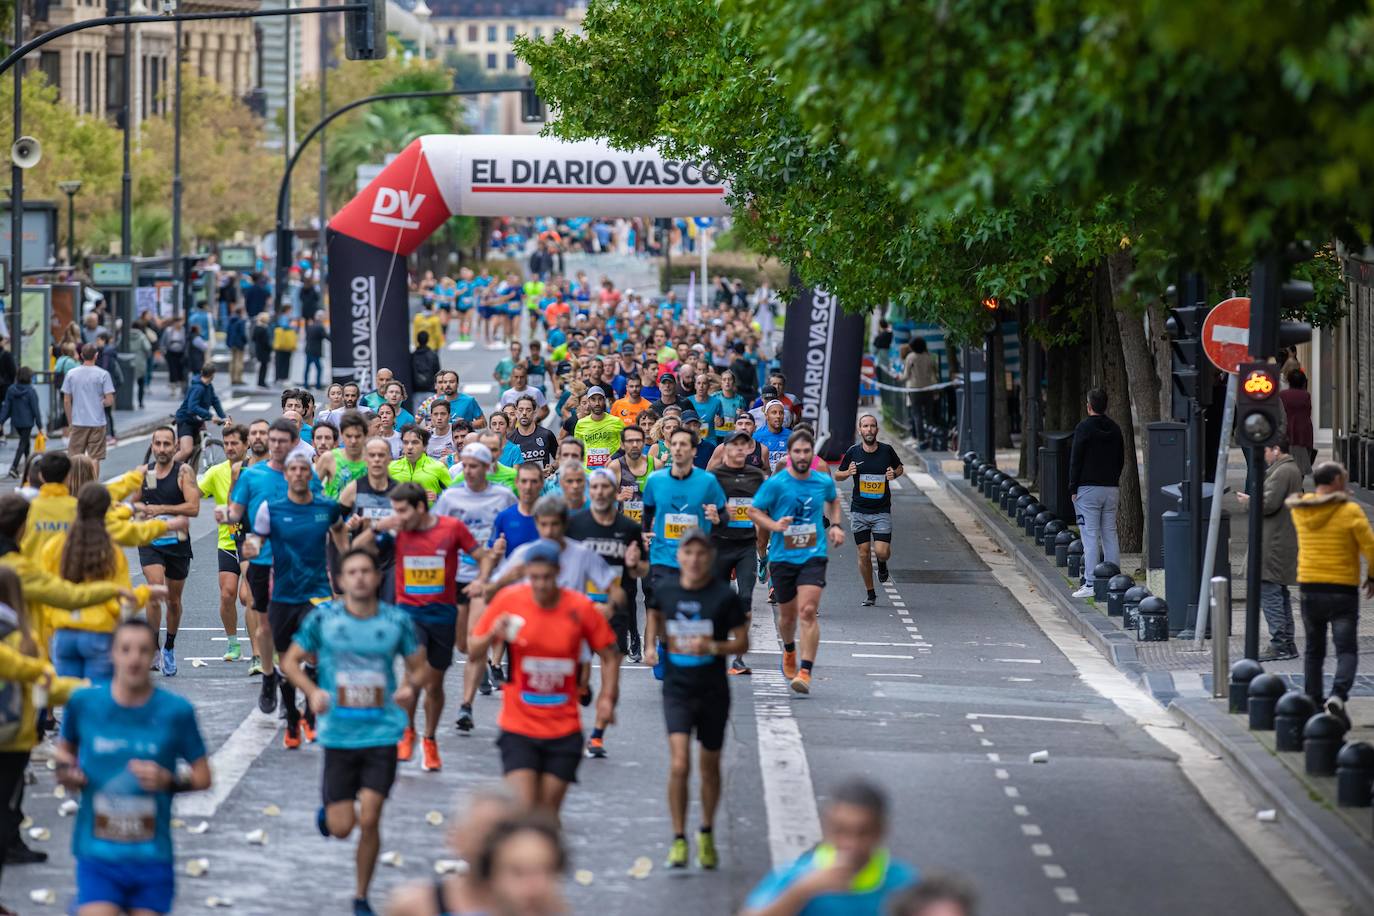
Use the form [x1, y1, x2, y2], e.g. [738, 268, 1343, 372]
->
[1071, 584, 1094, 599]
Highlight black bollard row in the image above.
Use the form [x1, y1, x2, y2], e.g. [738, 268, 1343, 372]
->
[1247, 673, 1286, 731]
[1136, 596, 1169, 641]
[1335, 742, 1374, 808]
[1304, 713, 1347, 776]
[1228, 659, 1263, 714]
[1106, 575, 1135, 617]
[1274, 691, 1317, 752]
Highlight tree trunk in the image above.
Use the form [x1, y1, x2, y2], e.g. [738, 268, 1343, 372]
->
[1017, 301, 1030, 477]
[994, 324, 1013, 449]
[1146, 297, 1173, 424]
[1094, 263, 1144, 555]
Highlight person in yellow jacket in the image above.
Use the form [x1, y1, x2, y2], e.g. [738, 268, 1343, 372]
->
[0, 564, 86, 907]
[41, 484, 158, 682]
[412, 299, 445, 350]
[0, 495, 146, 614]
[1286, 460, 1374, 730]
[20, 454, 187, 559]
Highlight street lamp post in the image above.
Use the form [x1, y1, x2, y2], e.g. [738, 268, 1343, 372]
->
[10, 0, 24, 346]
[413, 0, 430, 60]
[58, 180, 82, 266]
[172, 11, 184, 316]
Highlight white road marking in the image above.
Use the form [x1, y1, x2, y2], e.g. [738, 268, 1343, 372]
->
[1056, 887, 1081, 904]
[986, 753, 1001, 763]
[864, 673, 923, 678]
[853, 653, 913, 660]
[993, 657, 1042, 664]
[238, 401, 272, 412]
[1013, 804, 1029, 816]
[751, 602, 821, 868]
[1003, 677, 1035, 683]
[462, 382, 494, 395]
[1031, 843, 1053, 857]
[994, 769, 1009, 780]
[447, 340, 476, 351]
[1021, 824, 1043, 836]
[1004, 786, 1020, 798]
[969, 724, 985, 733]
[967, 713, 1101, 726]
[979, 738, 994, 747]
[174, 710, 280, 818]
[1043, 864, 1065, 878]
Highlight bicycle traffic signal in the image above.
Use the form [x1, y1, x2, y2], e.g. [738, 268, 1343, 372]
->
[1234, 362, 1284, 448]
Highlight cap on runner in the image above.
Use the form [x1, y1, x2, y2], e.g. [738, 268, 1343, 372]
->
[586, 386, 607, 399]
[726, 430, 754, 445]
[525, 538, 562, 566]
[680, 410, 701, 425]
[678, 527, 713, 550]
[460, 442, 494, 465]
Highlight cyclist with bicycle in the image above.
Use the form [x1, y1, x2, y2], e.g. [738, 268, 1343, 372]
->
[174, 365, 229, 464]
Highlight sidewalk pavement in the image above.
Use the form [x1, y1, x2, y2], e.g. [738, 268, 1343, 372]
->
[897, 433, 1374, 914]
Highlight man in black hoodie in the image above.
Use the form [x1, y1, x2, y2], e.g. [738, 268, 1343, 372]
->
[1069, 388, 1124, 598]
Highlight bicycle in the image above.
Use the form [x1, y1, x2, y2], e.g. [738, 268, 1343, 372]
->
[143, 417, 229, 476]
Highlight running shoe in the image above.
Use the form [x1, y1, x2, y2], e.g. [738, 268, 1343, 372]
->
[696, 831, 718, 870]
[300, 715, 317, 744]
[397, 727, 416, 762]
[456, 706, 474, 733]
[223, 639, 242, 663]
[248, 655, 263, 676]
[1071, 584, 1094, 599]
[861, 595, 877, 607]
[478, 668, 493, 696]
[877, 561, 890, 583]
[488, 661, 504, 685]
[781, 649, 799, 680]
[421, 737, 442, 772]
[586, 736, 607, 758]
[665, 837, 689, 869]
[728, 659, 752, 676]
[160, 649, 177, 677]
[258, 672, 278, 715]
[628, 649, 643, 664]
[1325, 696, 1352, 732]
[790, 670, 812, 695]
[768, 586, 777, 606]
[352, 898, 375, 916]
[283, 718, 302, 750]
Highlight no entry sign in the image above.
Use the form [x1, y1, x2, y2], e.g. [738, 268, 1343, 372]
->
[1201, 297, 1252, 374]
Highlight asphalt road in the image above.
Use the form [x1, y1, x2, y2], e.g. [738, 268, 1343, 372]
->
[1, 337, 1324, 915]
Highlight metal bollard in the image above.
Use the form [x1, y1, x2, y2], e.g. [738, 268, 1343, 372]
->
[1228, 658, 1262, 714]
[1304, 714, 1348, 776]
[1122, 585, 1149, 631]
[989, 471, 1008, 501]
[1067, 540, 1085, 581]
[1246, 673, 1286, 730]
[998, 477, 1016, 509]
[962, 452, 978, 480]
[1335, 742, 1374, 807]
[1106, 574, 1134, 616]
[1033, 511, 1055, 543]
[983, 469, 1001, 499]
[1015, 494, 1035, 524]
[1022, 502, 1044, 536]
[1274, 691, 1317, 752]
[1054, 530, 1075, 567]
[1211, 576, 1230, 698]
[1042, 520, 1065, 553]
[1137, 596, 1169, 641]
[1092, 562, 1121, 602]
[1004, 484, 1027, 515]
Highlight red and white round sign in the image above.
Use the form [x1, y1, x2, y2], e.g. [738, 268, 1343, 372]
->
[1201, 297, 1252, 374]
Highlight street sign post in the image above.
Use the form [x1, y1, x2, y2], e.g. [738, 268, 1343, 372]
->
[1201, 296, 1252, 372]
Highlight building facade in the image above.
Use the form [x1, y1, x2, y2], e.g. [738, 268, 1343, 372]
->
[428, 0, 584, 76]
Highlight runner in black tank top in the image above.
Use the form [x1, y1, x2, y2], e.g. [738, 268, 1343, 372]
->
[338, 437, 400, 598]
[135, 426, 201, 676]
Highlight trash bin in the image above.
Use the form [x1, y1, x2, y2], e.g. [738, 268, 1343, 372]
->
[1039, 431, 1074, 521]
[115, 353, 137, 411]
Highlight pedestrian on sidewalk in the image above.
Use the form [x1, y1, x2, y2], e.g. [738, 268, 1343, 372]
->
[271, 305, 296, 384]
[1287, 461, 1374, 730]
[902, 338, 937, 448]
[1069, 388, 1124, 598]
[94, 332, 123, 443]
[129, 319, 153, 410]
[1280, 369, 1315, 477]
[226, 304, 248, 386]
[303, 315, 326, 389]
[1237, 437, 1304, 661]
[60, 344, 115, 477]
[0, 367, 41, 478]
[160, 316, 188, 396]
[252, 312, 273, 389]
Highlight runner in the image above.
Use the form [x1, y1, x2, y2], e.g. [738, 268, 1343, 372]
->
[247, 451, 349, 748]
[56, 619, 211, 916]
[835, 414, 904, 607]
[642, 529, 748, 868]
[708, 412, 769, 470]
[469, 539, 621, 819]
[337, 437, 399, 599]
[712, 429, 768, 675]
[753, 400, 791, 473]
[389, 425, 452, 500]
[132, 426, 200, 676]
[197, 422, 255, 663]
[641, 428, 727, 601]
[316, 411, 369, 499]
[605, 424, 654, 526]
[747, 430, 844, 694]
[491, 462, 545, 554]
[432, 442, 516, 722]
[572, 387, 624, 471]
[281, 548, 427, 916]
[498, 365, 549, 422]
[365, 482, 484, 771]
[713, 371, 746, 442]
[424, 400, 457, 464]
[610, 374, 653, 426]
[508, 395, 558, 468]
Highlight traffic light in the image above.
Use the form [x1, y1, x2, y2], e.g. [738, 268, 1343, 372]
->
[1234, 362, 1284, 448]
[1165, 304, 1215, 419]
[345, 0, 387, 60]
[1250, 249, 1314, 359]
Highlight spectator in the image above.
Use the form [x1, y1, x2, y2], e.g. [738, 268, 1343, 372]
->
[411, 331, 440, 399]
[252, 312, 273, 389]
[299, 276, 321, 322]
[873, 318, 894, 354]
[1280, 369, 1314, 477]
[243, 272, 270, 319]
[61, 344, 115, 476]
[80, 311, 107, 345]
[272, 305, 296, 383]
[304, 315, 327, 389]
[1236, 437, 1304, 661]
[1068, 387, 1125, 598]
[742, 779, 917, 915]
[187, 298, 212, 356]
[902, 338, 937, 448]
[187, 323, 208, 377]
[0, 367, 41, 478]
[226, 304, 249, 386]
[94, 332, 124, 441]
[160, 315, 188, 396]
[1286, 461, 1374, 730]
[890, 874, 978, 916]
[129, 318, 153, 409]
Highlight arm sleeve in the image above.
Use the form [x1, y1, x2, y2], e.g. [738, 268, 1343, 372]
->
[102, 372, 115, 395]
[1352, 507, 1374, 576]
[1261, 468, 1289, 517]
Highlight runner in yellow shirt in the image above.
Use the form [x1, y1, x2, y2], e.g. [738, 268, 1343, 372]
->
[573, 387, 624, 471]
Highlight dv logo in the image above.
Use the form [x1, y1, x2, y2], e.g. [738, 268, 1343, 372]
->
[370, 187, 426, 230]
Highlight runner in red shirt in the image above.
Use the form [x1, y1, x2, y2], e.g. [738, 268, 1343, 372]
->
[470, 540, 621, 820]
[364, 482, 486, 772]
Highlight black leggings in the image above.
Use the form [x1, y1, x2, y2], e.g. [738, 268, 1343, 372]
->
[8, 426, 30, 474]
[0, 750, 31, 890]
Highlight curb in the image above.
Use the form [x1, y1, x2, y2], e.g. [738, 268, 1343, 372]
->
[1170, 697, 1374, 915]
[911, 451, 1147, 684]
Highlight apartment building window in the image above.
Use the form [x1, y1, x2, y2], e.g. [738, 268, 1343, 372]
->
[505, 24, 516, 40]
[467, 24, 477, 41]
[505, 53, 516, 70]
[38, 51, 61, 91]
[486, 53, 497, 70]
[83, 51, 94, 114]
[106, 53, 125, 116]
[486, 25, 496, 41]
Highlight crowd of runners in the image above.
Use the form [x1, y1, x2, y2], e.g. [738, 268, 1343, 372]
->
[0, 269, 961, 916]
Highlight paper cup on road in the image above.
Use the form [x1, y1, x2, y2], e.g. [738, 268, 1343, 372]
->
[28, 888, 55, 905]
[244, 829, 267, 845]
[186, 857, 210, 877]
[434, 858, 467, 875]
[425, 810, 444, 826]
[205, 896, 234, 908]
[505, 615, 526, 642]
[188, 821, 210, 834]
[380, 850, 404, 867]
[1029, 750, 1049, 764]
[58, 799, 78, 817]
[28, 826, 49, 841]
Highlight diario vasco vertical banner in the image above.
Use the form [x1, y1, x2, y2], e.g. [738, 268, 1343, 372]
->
[780, 280, 865, 462]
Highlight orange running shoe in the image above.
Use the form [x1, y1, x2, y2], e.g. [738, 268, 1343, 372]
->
[421, 737, 442, 772]
[790, 669, 812, 694]
[300, 716, 317, 744]
[781, 649, 799, 680]
[397, 727, 416, 762]
[283, 719, 302, 749]
[586, 736, 607, 759]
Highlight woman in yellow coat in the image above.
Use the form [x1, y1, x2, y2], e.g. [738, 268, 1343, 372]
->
[41, 484, 155, 682]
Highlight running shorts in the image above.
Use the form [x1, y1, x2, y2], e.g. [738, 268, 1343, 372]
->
[322, 745, 399, 803]
[663, 687, 730, 751]
[217, 547, 241, 576]
[413, 617, 457, 671]
[268, 600, 316, 654]
[496, 730, 583, 783]
[137, 546, 191, 581]
[769, 557, 828, 605]
[850, 511, 893, 544]
[246, 563, 272, 614]
[175, 419, 205, 442]
[76, 858, 175, 914]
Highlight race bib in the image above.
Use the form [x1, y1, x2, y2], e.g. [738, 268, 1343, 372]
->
[402, 554, 445, 595]
[859, 474, 886, 496]
[361, 506, 393, 520]
[665, 618, 713, 658]
[520, 656, 576, 706]
[587, 448, 611, 468]
[664, 512, 695, 540]
[584, 578, 608, 603]
[784, 523, 818, 551]
[715, 418, 734, 435]
[151, 514, 179, 547]
[93, 793, 156, 843]
[768, 451, 787, 470]
[336, 669, 386, 710]
[727, 497, 753, 527]
[623, 499, 643, 523]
